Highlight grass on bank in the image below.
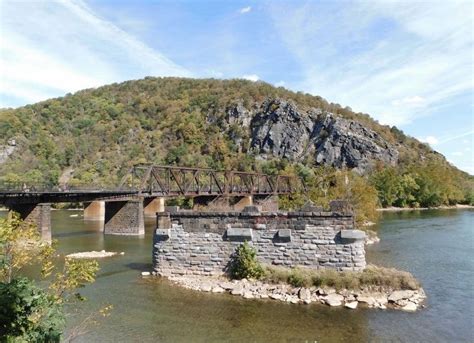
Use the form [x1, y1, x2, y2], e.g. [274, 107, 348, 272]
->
[228, 242, 420, 291]
[261, 264, 420, 291]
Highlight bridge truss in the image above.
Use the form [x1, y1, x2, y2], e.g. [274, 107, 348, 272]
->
[120, 165, 303, 197]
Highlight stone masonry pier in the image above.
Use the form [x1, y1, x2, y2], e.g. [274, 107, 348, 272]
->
[153, 203, 366, 277]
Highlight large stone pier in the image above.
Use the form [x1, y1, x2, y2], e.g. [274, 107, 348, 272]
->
[8, 203, 52, 242]
[104, 200, 145, 235]
[153, 202, 366, 276]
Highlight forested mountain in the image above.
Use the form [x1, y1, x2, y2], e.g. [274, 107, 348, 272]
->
[1, 77, 472, 218]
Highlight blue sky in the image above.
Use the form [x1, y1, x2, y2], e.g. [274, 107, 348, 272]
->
[0, 0, 472, 173]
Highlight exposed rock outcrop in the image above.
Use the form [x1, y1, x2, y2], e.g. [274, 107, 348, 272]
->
[0, 139, 16, 165]
[225, 98, 399, 174]
[250, 99, 316, 160]
[311, 113, 398, 173]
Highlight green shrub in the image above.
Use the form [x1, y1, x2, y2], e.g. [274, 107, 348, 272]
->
[228, 242, 264, 280]
[287, 272, 306, 287]
[0, 277, 64, 342]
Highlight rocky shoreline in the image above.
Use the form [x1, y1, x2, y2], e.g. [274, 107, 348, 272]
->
[158, 274, 426, 312]
[365, 230, 380, 245]
[377, 204, 474, 212]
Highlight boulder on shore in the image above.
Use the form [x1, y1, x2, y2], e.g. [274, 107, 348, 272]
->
[324, 293, 344, 307]
[345, 301, 358, 309]
[164, 273, 425, 312]
[388, 290, 415, 302]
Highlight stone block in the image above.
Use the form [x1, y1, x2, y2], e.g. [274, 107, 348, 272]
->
[277, 229, 291, 242]
[166, 206, 180, 213]
[226, 227, 253, 241]
[155, 229, 170, 240]
[242, 205, 260, 213]
[340, 230, 366, 241]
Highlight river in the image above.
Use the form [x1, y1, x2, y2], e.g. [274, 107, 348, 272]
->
[3, 209, 473, 342]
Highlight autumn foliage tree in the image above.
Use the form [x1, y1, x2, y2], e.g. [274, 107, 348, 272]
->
[0, 213, 102, 342]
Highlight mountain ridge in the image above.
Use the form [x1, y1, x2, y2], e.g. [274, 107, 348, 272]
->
[0, 77, 472, 211]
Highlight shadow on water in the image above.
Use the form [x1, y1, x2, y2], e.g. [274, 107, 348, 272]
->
[380, 208, 460, 221]
[53, 230, 99, 238]
[126, 262, 153, 271]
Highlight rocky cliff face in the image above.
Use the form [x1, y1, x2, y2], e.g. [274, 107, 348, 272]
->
[225, 99, 398, 173]
[0, 139, 16, 165]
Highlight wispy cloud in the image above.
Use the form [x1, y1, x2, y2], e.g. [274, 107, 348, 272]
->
[268, 1, 473, 126]
[239, 6, 252, 14]
[437, 130, 474, 145]
[391, 96, 425, 108]
[0, 0, 190, 108]
[417, 130, 474, 147]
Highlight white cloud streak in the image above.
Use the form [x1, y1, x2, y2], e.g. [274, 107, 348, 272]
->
[268, 1, 473, 126]
[0, 0, 190, 107]
[239, 6, 252, 14]
[437, 130, 474, 145]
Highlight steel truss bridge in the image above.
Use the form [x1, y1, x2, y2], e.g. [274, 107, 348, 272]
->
[0, 165, 304, 205]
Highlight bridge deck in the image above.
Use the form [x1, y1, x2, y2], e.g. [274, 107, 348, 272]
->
[0, 165, 302, 206]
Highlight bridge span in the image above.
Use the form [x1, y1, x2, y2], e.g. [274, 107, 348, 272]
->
[0, 165, 303, 240]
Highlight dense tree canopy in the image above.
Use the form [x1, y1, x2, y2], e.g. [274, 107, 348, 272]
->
[0, 77, 472, 211]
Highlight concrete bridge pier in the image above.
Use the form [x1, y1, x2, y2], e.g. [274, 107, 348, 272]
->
[8, 203, 52, 242]
[104, 199, 144, 235]
[253, 195, 279, 212]
[144, 197, 165, 217]
[232, 195, 253, 211]
[83, 201, 105, 220]
[193, 196, 230, 211]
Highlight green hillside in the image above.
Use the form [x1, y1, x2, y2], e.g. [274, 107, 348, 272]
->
[1, 77, 472, 220]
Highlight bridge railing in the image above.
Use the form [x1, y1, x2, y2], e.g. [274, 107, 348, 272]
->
[0, 181, 136, 193]
[120, 164, 305, 196]
[0, 165, 305, 196]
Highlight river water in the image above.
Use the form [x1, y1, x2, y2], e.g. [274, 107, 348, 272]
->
[3, 209, 473, 342]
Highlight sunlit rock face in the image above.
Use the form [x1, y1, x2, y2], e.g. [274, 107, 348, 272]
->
[226, 98, 399, 174]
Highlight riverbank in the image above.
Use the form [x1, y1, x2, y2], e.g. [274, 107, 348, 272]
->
[154, 265, 425, 312]
[364, 229, 380, 245]
[377, 204, 474, 212]
[161, 273, 425, 312]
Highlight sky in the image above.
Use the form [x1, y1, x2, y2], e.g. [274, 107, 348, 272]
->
[0, 0, 473, 174]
